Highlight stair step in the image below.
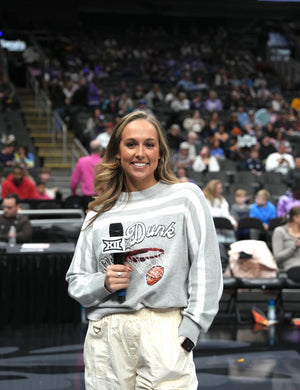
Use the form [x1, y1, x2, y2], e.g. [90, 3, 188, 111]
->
[30, 132, 74, 139]
[39, 151, 73, 157]
[34, 141, 73, 147]
[28, 125, 48, 132]
[24, 112, 48, 118]
[44, 162, 73, 169]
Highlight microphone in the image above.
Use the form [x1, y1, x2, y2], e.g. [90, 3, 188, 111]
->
[109, 222, 126, 303]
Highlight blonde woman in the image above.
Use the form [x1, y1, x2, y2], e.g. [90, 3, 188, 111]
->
[66, 110, 223, 390]
[203, 179, 237, 243]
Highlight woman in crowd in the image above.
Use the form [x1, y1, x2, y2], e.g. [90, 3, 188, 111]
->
[192, 145, 220, 173]
[14, 145, 35, 169]
[272, 206, 300, 283]
[203, 179, 237, 243]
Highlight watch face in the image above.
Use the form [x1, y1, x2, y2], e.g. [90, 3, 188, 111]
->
[181, 337, 194, 352]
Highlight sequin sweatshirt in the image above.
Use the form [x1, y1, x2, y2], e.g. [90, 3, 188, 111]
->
[66, 181, 223, 345]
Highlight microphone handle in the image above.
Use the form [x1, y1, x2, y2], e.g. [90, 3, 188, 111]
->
[114, 252, 126, 303]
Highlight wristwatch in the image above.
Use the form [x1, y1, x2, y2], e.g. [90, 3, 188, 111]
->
[181, 337, 195, 352]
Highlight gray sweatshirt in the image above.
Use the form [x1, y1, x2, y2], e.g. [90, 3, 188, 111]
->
[272, 224, 300, 271]
[66, 181, 223, 345]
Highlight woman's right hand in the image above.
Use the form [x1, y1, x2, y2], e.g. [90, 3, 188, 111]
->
[104, 264, 132, 293]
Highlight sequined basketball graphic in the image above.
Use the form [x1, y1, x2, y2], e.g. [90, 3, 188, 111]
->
[146, 265, 164, 285]
[125, 248, 165, 285]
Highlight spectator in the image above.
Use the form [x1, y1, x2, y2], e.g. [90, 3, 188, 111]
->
[35, 180, 52, 200]
[176, 167, 195, 183]
[1, 164, 38, 200]
[183, 110, 205, 133]
[70, 140, 103, 209]
[171, 141, 193, 174]
[0, 139, 16, 167]
[258, 135, 277, 163]
[87, 80, 102, 110]
[254, 103, 273, 127]
[136, 99, 153, 115]
[186, 131, 202, 162]
[94, 121, 114, 149]
[276, 184, 300, 218]
[192, 145, 220, 173]
[214, 123, 230, 156]
[208, 136, 226, 160]
[265, 142, 295, 175]
[192, 74, 208, 91]
[170, 91, 190, 112]
[176, 71, 195, 91]
[0, 193, 32, 243]
[14, 145, 35, 169]
[250, 189, 276, 230]
[144, 84, 164, 109]
[117, 92, 134, 113]
[83, 111, 106, 146]
[203, 179, 237, 242]
[205, 90, 223, 111]
[38, 167, 58, 199]
[102, 93, 119, 116]
[231, 188, 250, 221]
[166, 123, 185, 154]
[237, 105, 250, 130]
[271, 92, 284, 112]
[272, 206, 300, 282]
[245, 147, 264, 175]
[189, 92, 206, 111]
[284, 155, 300, 188]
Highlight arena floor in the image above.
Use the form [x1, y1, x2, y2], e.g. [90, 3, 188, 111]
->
[0, 317, 299, 390]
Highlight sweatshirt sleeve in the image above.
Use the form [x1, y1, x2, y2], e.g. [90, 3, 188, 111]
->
[65, 214, 111, 307]
[272, 227, 298, 265]
[178, 186, 223, 345]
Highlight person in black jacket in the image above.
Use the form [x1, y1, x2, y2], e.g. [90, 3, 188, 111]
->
[0, 193, 32, 243]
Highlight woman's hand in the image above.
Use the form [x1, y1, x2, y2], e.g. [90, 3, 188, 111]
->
[104, 264, 132, 293]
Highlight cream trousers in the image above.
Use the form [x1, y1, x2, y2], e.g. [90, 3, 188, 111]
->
[84, 308, 198, 390]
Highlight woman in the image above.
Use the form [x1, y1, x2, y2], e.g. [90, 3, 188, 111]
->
[66, 110, 223, 390]
[272, 206, 300, 283]
[203, 179, 237, 243]
[192, 145, 220, 173]
[14, 145, 35, 169]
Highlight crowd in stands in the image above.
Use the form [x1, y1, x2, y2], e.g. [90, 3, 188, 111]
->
[1, 20, 300, 279]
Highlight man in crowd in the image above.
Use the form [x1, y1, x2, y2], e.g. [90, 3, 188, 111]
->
[1, 164, 38, 199]
[0, 193, 32, 243]
[265, 141, 295, 175]
[70, 139, 103, 210]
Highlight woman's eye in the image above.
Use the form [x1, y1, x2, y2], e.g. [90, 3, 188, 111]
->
[126, 142, 136, 148]
[146, 143, 155, 148]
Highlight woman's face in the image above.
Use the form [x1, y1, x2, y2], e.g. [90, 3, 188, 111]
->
[215, 183, 223, 197]
[117, 119, 160, 192]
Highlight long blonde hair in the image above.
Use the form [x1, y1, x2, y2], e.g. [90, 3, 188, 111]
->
[203, 179, 223, 205]
[88, 110, 179, 221]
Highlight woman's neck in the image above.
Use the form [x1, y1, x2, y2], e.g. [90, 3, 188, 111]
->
[289, 222, 300, 236]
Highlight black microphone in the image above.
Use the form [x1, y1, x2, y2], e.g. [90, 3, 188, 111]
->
[109, 223, 126, 303]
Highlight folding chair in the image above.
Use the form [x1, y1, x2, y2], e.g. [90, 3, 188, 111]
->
[237, 217, 267, 241]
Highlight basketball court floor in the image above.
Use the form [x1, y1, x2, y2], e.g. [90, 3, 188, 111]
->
[1, 316, 300, 390]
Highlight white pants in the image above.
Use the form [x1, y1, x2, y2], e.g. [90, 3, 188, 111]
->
[84, 308, 198, 390]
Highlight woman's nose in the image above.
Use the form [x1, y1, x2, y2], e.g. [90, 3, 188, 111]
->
[136, 144, 144, 157]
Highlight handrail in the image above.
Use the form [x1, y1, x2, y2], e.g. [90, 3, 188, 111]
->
[53, 110, 67, 163]
[72, 137, 89, 169]
[26, 68, 68, 163]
